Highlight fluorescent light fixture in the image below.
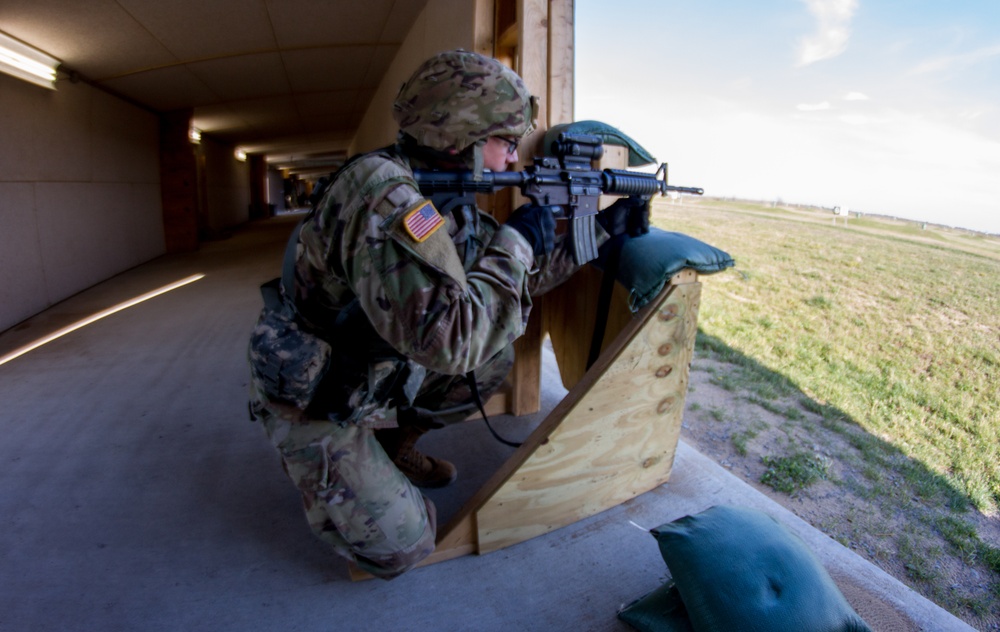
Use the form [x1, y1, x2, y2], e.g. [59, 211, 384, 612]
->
[189, 126, 202, 143]
[0, 31, 58, 90]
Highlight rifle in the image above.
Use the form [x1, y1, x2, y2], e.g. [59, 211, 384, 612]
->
[413, 133, 704, 264]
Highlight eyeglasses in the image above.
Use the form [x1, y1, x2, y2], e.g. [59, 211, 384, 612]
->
[494, 136, 520, 155]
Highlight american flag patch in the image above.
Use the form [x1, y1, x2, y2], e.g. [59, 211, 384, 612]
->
[402, 201, 444, 242]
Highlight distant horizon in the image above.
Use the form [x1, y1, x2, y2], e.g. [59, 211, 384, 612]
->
[687, 194, 1000, 236]
[574, 0, 1000, 235]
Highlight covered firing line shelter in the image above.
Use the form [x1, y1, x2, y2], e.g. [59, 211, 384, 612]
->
[0, 1, 971, 630]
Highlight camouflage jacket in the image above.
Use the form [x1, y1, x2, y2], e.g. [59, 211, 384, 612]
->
[267, 146, 582, 420]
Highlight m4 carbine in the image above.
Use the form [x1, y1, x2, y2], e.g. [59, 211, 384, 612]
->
[413, 133, 704, 264]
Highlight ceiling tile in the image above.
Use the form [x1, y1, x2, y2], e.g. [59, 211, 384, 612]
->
[266, 0, 394, 48]
[235, 95, 300, 127]
[300, 110, 361, 135]
[378, 2, 429, 42]
[281, 46, 375, 92]
[115, 0, 277, 60]
[187, 53, 289, 101]
[294, 90, 359, 119]
[100, 66, 217, 111]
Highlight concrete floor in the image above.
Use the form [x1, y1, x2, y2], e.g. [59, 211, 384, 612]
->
[0, 215, 974, 632]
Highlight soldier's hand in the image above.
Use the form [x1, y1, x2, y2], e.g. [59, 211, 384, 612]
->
[506, 204, 556, 256]
[597, 196, 650, 238]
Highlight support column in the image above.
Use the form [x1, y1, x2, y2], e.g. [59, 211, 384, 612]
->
[159, 110, 199, 252]
[248, 154, 270, 219]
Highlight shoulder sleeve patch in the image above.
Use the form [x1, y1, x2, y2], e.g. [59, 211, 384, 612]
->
[402, 201, 445, 243]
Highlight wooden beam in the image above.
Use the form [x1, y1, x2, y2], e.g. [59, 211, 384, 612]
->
[511, 296, 544, 415]
[516, 0, 548, 163]
[474, 0, 496, 56]
[548, 0, 574, 127]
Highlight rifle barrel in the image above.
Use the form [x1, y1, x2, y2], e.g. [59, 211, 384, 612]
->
[602, 169, 703, 197]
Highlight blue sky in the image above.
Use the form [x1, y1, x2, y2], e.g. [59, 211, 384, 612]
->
[574, 0, 1000, 234]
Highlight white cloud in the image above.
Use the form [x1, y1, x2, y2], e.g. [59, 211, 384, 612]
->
[910, 43, 1000, 75]
[796, 0, 859, 67]
[958, 109, 985, 121]
[838, 114, 870, 125]
[797, 101, 832, 111]
[844, 92, 869, 101]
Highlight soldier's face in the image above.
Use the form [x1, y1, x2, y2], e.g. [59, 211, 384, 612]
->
[483, 136, 520, 171]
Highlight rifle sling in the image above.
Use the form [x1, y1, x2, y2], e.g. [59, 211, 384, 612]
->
[465, 371, 522, 448]
[587, 234, 627, 370]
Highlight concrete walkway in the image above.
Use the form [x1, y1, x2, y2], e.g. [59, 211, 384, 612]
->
[0, 215, 973, 631]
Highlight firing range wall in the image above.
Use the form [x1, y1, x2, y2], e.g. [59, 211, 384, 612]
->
[0, 71, 164, 333]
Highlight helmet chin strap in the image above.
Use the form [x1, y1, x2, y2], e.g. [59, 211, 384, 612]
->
[471, 140, 486, 181]
[399, 132, 488, 181]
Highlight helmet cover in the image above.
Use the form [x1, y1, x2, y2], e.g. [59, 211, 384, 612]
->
[392, 49, 537, 154]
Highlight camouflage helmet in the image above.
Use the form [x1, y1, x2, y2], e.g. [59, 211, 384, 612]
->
[392, 49, 537, 155]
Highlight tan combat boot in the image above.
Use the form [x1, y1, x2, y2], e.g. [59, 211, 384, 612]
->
[376, 425, 458, 489]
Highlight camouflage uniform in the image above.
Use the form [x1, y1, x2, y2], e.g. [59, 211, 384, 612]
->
[247, 51, 583, 578]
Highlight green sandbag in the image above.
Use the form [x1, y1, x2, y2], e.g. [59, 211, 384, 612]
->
[593, 228, 734, 311]
[619, 581, 694, 632]
[620, 505, 872, 632]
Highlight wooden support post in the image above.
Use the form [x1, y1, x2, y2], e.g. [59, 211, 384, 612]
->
[511, 294, 544, 415]
[548, 0, 574, 128]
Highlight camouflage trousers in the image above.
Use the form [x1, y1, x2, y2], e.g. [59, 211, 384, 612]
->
[250, 344, 514, 578]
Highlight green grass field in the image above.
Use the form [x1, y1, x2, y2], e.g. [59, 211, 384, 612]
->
[654, 197, 1000, 623]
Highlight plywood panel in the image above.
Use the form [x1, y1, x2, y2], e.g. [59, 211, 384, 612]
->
[543, 264, 634, 391]
[475, 278, 701, 553]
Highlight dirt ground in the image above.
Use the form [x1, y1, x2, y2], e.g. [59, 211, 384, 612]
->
[680, 359, 1000, 631]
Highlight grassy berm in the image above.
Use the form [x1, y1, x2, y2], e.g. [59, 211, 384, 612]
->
[657, 198, 1000, 629]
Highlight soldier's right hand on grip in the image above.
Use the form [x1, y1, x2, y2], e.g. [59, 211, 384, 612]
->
[505, 204, 556, 256]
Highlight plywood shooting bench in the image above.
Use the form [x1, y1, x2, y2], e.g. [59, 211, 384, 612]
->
[352, 132, 733, 579]
[431, 265, 704, 563]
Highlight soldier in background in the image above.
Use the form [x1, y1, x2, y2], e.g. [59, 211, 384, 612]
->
[247, 50, 597, 578]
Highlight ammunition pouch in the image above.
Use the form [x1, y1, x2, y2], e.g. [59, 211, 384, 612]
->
[248, 278, 333, 410]
[249, 279, 424, 424]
